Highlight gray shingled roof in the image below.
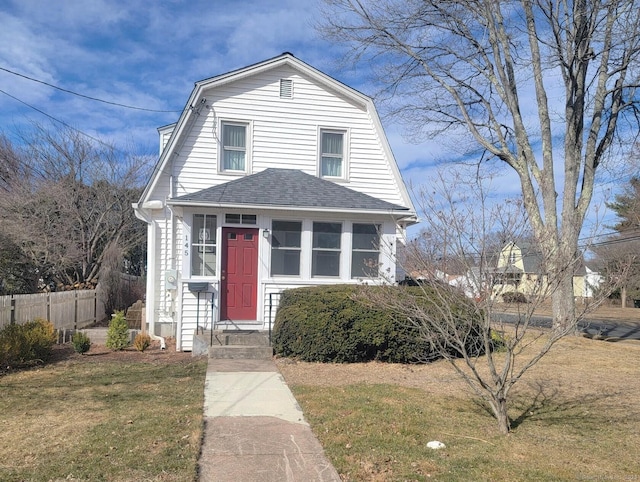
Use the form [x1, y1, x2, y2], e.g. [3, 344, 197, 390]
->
[516, 242, 543, 273]
[168, 168, 410, 212]
[512, 241, 587, 275]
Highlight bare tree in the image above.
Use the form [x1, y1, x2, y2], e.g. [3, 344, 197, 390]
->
[321, 0, 640, 328]
[367, 167, 619, 434]
[594, 176, 640, 306]
[0, 124, 152, 289]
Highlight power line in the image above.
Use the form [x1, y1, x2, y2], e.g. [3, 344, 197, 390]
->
[0, 65, 181, 113]
[589, 233, 640, 247]
[0, 87, 124, 149]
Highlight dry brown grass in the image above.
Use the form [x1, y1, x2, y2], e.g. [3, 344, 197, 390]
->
[504, 298, 640, 324]
[0, 345, 206, 482]
[278, 334, 640, 481]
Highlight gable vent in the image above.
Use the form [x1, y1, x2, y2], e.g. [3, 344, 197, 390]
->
[280, 79, 293, 98]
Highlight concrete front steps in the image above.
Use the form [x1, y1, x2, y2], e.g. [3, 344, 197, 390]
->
[193, 330, 273, 359]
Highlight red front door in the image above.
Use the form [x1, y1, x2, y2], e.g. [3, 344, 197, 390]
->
[221, 227, 258, 320]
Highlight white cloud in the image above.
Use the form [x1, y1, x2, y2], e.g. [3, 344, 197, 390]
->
[0, 0, 628, 242]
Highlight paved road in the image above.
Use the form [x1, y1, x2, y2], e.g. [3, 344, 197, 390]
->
[493, 312, 640, 341]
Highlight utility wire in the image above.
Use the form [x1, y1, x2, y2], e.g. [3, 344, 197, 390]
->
[1, 87, 123, 149]
[0, 65, 181, 113]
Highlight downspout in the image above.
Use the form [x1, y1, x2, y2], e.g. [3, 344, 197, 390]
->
[133, 202, 167, 350]
[169, 174, 180, 349]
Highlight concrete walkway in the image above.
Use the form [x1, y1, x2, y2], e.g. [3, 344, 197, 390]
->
[198, 358, 341, 482]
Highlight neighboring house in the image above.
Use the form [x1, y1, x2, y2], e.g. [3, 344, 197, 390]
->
[448, 267, 485, 300]
[579, 264, 604, 300]
[493, 241, 600, 301]
[134, 53, 417, 351]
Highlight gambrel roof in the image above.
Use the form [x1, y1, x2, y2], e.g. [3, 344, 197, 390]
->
[137, 52, 416, 219]
[168, 168, 411, 214]
[503, 241, 587, 275]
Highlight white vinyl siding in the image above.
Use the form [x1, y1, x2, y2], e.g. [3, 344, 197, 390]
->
[144, 57, 415, 350]
[179, 284, 216, 351]
[168, 64, 406, 206]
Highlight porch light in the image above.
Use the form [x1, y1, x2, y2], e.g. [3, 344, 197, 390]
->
[262, 228, 270, 239]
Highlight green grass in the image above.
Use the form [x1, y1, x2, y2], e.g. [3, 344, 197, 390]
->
[0, 357, 207, 481]
[291, 382, 640, 481]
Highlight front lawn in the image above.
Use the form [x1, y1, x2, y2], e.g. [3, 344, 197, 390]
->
[0, 346, 207, 482]
[278, 334, 640, 481]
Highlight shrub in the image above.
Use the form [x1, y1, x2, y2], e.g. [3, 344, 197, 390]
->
[24, 319, 57, 361]
[273, 284, 485, 363]
[106, 311, 130, 351]
[502, 291, 528, 303]
[0, 323, 28, 367]
[133, 333, 151, 352]
[71, 331, 91, 354]
[0, 318, 56, 367]
[490, 329, 508, 352]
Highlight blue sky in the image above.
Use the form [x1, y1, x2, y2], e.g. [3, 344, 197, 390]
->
[0, 0, 625, 239]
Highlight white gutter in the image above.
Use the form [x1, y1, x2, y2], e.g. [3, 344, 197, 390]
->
[165, 200, 414, 217]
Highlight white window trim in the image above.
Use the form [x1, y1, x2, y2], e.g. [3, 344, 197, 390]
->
[182, 213, 220, 279]
[224, 213, 258, 225]
[311, 220, 343, 278]
[218, 119, 252, 174]
[317, 127, 349, 181]
[270, 219, 303, 278]
[350, 223, 381, 279]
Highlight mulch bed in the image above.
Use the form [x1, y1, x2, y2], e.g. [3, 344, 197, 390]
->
[1, 339, 197, 377]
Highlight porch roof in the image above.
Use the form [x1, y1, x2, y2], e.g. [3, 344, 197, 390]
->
[168, 168, 411, 214]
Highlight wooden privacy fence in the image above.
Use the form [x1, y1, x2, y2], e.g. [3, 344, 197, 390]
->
[0, 290, 106, 330]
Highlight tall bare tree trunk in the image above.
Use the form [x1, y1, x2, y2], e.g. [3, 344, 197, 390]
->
[552, 273, 577, 330]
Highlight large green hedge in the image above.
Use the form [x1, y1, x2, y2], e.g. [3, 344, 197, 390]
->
[272, 284, 485, 363]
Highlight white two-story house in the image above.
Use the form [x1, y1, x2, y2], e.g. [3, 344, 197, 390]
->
[134, 53, 417, 351]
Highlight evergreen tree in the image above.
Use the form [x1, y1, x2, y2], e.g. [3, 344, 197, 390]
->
[597, 177, 640, 304]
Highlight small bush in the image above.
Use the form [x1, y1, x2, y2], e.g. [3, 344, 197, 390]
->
[273, 284, 485, 363]
[133, 333, 151, 352]
[71, 331, 91, 354]
[106, 311, 130, 351]
[502, 291, 528, 303]
[0, 318, 56, 367]
[0, 323, 27, 366]
[490, 329, 508, 352]
[24, 319, 57, 361]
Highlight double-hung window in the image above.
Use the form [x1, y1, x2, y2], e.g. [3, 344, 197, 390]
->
[351, 224, 380, 278]
[312, 222, 342, 277]
[320, 130, 345, 178]
[191, 214, 217, 276]
[221, 122, 247, 172]
[270, 221, 302, 276]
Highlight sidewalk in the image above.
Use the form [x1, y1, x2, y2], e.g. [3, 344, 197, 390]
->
[197, 358, 341, 482]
